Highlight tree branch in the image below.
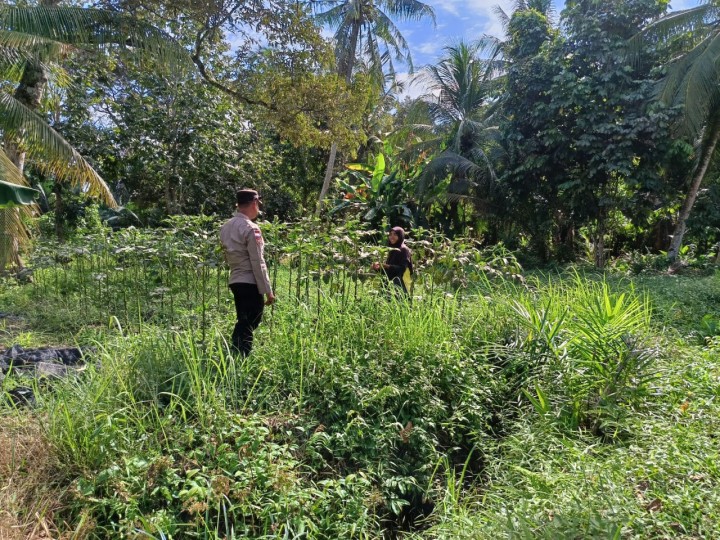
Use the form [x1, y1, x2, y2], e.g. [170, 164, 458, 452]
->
[190, 9, 272, 109]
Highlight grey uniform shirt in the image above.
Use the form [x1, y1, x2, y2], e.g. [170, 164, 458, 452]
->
[219, 212, 273, 295]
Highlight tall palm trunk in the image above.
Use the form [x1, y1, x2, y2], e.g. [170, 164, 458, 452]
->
[1, 0, 61, 270]
[593, 217, 606, 268]
[1, 59, 51, 269]
[667, 119, 720, 261]
[4, 58, 50, 167]
[316, 21, 361, 216]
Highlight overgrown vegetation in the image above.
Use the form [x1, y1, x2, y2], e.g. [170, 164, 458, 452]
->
[4, 0, 720, 272]
[2, 220, 719, 538]
[3, 0, 720, 537]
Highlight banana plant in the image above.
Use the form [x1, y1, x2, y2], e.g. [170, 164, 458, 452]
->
[331, 152, 415, 228]
[0, 179, 38, 208]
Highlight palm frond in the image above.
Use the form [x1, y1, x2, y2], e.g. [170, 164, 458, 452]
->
[444, 191, 480, 204]
[0, 92, 115, 206]
[494, 5, 511, 34]
[363, 26, 385, 82]
[0, 204, 35, 268]
[628, 5, 717, 62]
[663, 29, 720, 137]
[0, 7, 189, 71]
[315, 3, 350, 29]
[314, 0, 433, 82]
[0, 47, 59, 83]
[636, 5, 717, 42]
[374, 10, 412, 69]
[417, 150, 485, 195]
[380, 0, 436, 26]
[0, 151, 36, 268]
[418, 40, 498, 130]
[0, 29, 71, 59]
[0, 147, 29, 188]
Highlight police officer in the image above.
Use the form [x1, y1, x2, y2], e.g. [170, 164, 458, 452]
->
[220, 189, 276, 356]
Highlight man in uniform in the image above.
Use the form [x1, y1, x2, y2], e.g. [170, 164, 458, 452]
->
[220, 189, 275, 356]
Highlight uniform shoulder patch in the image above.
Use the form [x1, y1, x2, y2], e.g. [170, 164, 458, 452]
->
[252, 228, 264, 245]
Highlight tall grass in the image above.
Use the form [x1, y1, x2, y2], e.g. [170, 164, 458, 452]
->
[1, 220, 719, 538]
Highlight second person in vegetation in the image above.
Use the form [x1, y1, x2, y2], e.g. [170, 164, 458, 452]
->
[372, 226, 413, 295]
[220, 189, 275, 356]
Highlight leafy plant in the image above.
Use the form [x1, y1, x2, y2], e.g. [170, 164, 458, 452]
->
[332, 152, 415, 228]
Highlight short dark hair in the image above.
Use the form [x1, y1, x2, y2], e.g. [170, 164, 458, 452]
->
[236, 189, 260, 205]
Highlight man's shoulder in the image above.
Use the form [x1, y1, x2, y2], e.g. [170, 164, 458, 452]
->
[222, 214, 252, 228]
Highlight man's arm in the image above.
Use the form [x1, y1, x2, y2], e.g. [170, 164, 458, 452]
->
[246, 226, 274, 303]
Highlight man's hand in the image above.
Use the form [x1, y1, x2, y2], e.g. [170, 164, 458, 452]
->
[265, 292, 276, 306]
[372, 262, 381, 271]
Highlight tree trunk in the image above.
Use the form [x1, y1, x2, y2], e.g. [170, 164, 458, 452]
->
[1, 1, 73, 271]
[667, 121, 720, 261]
[164, 177, 174, 215]
[316, 142, 338, 215]
[316, 20, 361, 216]
[0, 209, 21, 274]
[1, 60, 50, 270]
[54, 183, 65, 242]
[593, 210, 606, 269]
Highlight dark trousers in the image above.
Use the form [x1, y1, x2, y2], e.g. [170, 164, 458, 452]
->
[389, 276, 408, 295]
[229, 283, 264, 356]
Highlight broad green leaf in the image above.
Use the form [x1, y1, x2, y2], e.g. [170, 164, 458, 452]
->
[371, 153, 385, 193]
[0, 178, 38, 207]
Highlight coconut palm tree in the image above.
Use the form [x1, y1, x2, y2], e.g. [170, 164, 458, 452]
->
[411, 40, 503, 229]
[630, 2, 720, 261]
[0, 5, 184, 270]
[493, 0, 556, 31]
[313, 0, 435, 214]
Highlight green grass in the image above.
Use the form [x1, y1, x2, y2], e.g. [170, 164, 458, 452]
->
[1, 224, 719, 538]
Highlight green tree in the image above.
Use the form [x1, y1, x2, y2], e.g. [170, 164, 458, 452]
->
[313, 0, 435, 213]
[0, 4, 183, 269]
[502, 0, 674, 266]
[496, 3, 558, 257]
[100, 0, 371, 163]
[631, 1, 720, 261]
[412, 40, 502, 235]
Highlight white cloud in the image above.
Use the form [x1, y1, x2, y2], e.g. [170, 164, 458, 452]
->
[433, 0, 513, 19]
[417, 41, 443, 56]
[433, 0, 462, 17]
[429, 0, 513, 40]
[395, 72, 427, 100]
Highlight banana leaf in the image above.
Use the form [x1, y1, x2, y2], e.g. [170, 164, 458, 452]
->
[0, 179, 38, 207]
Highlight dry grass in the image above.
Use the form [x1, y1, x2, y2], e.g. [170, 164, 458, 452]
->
[0, 415, 63, 540]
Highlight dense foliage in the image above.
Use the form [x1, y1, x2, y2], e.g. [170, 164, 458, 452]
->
[2, 0, 720, 535]
[1, 220, 719, 538]
[2, 0, 719, 268]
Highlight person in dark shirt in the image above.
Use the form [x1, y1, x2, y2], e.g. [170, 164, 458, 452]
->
[372, 226, 413, 295]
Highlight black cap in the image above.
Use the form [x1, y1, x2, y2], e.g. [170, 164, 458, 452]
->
[236, 189, 260, 205]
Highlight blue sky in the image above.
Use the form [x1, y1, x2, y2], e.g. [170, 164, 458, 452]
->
[393, 0, 700, 98]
